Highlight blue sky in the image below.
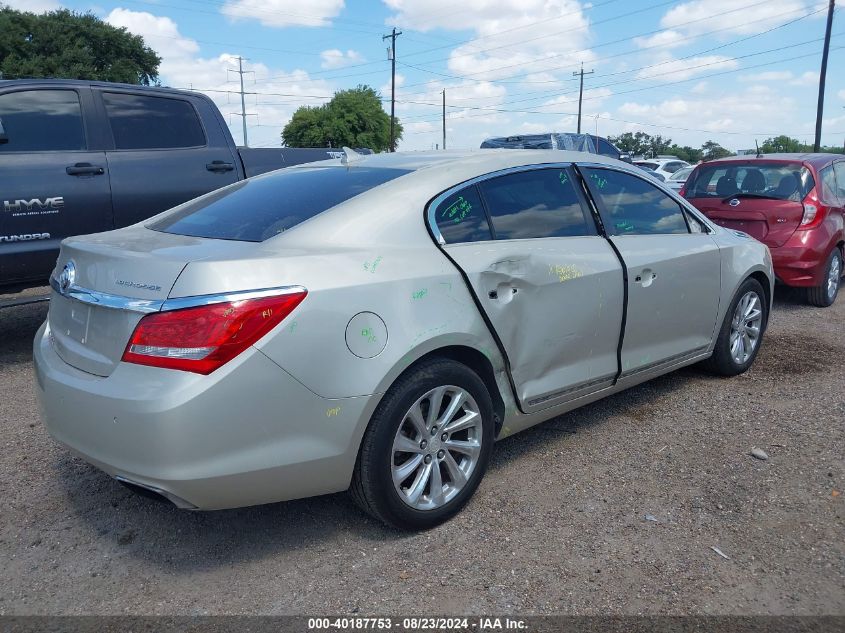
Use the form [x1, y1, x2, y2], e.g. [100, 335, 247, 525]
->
[11, 0, 845, 151]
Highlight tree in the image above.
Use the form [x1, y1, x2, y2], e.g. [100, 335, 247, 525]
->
[759, 135, 809, 153]
[701, 140, 732, 162]
[282, 85, 401, 152]
[0, 6, 160, 84]
[607, 131, 672, 158]
[666, 144, 703, 163]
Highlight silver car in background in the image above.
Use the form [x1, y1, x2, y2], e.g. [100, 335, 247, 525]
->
[34, 150, 773, 529]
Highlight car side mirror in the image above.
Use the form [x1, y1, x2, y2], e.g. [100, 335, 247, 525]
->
[0, 118, 7, 144]
[619, 153, 632, 163]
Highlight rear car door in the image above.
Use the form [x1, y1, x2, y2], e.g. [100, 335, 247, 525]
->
[581, 166, 721, 380]
[0, 87, 112, 286]
[96, 89, 241, 227]
[431, 165, 624, 413]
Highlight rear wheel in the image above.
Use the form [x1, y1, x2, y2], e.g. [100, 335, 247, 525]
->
[704, 277, 767, 376]
[807, 248, 842, 307]
[350, 358, 494, 530]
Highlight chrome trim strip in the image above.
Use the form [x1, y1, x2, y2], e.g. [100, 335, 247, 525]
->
[619, 345, 710, 379]
[161, 285, 307, 311]
[50, 276, 306, 314]
[526, 374, 616, 409]
[49, 276, 164, 313]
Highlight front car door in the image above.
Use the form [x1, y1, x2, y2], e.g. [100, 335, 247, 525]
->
[429, 165, 624, 413]
[96, 89, 241, 228]
[0, 87, 112, 286]
[580, 166, 721, 382]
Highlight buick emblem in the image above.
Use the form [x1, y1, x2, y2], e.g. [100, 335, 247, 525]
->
[729, 198, 740, 207]
[58, 260, 76, 293]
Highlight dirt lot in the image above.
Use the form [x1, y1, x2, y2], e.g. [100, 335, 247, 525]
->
[0, 285, 842, 616]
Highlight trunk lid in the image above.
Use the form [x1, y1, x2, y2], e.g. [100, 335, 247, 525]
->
[687, 196, 804, 247]
[47, 226, 259, 377]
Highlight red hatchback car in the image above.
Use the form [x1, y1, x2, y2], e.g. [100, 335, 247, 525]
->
[682, 154, 845, 306]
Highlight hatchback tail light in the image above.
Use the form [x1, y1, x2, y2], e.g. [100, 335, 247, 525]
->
[798, 189, 825, 229]
[678, 184, 687, 197]
[122, 290, 307, 374]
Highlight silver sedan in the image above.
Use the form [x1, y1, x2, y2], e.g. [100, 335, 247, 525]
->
[34, 150, 773, 529]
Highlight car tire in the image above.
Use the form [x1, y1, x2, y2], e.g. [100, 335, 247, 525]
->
[807, 248, 842, 307]
[704, 277, 768, 377]
[350, 358, 494, 530]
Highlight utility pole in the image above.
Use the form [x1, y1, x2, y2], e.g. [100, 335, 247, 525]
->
[228, 56, 254, 147]
[442, 89, 446, 150]
[814, 0, 835, 152]
[383, 28, 402, 152]
[572, 62, 594, 134]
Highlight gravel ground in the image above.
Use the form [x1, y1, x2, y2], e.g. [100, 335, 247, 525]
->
[0, 285, 842, 616]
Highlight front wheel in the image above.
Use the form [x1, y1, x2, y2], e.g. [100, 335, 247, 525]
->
[807, 248, 842, 307]
[350, 358, 494, 530]
[704, 277, 768, 376]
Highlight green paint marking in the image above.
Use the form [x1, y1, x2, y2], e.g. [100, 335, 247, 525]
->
[559, 171, 569, 185]
[615, 220, 635, 233]
[442, 196, 473, 224]
[363, 255, 383, 273]
[412, 288, 428, 300]
[590, 173, 608, 189]
[288, 320, 298, 333]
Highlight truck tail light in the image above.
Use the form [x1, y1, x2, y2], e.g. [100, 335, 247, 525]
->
[122, 290, 307, 374]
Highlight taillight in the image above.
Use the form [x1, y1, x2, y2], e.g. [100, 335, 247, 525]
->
[122, 290, 306, 374]
[678, 184, 687, 197]
[798, 189, 825, 229]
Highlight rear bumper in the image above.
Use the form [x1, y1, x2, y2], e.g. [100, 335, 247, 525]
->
[33, 321, 379, 510]
[770, 227, 839, 287]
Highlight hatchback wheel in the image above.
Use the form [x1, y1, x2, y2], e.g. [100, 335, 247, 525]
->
[350, 358, 494, 529]
[807, 248, 842, 307]
[704, 277, 767, 376]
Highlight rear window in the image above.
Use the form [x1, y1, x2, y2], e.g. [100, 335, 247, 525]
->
[685, 162, 814, 202]
[149, 166, 411, 242]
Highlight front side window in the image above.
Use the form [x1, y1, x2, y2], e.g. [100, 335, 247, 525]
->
[434, 185, 492, 244]
[151, 166, 411, 242]
[102, 92, 206, 150]
[0, 89, 85, 152]
[478, 168, 595, 239]
[583, 168, 689, 235]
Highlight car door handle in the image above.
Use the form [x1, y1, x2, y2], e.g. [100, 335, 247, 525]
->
[206, 160, 235, 172]
[634, 270, 658, 286]
[66, 163, 105, 176]
[488, 287, 518, 299]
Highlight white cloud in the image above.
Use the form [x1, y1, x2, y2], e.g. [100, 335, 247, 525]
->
[636, 54, 739, 82]
[105, 9, 335, 148]
[838, 89, 845, 101]
[221, 0, 344, 28]
[789, 70, 819, 86]
[319, 49, 364, 69]
[634, 29, 686, 50]
[742, 70, 794, 82]
[659, 0, 811, 38]
[2, 0, 60, 11]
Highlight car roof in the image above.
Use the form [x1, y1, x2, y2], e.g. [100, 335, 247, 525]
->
[0, 78, 199, 99]
[698, 153, 842, 169]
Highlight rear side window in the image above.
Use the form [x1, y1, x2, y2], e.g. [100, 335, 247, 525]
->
[834, 162, 845, 202]
[102, 92, 205, 150]
[435, 186, 493, 244]
[0, 89, 85, 152]
[819, 165, 838, 205]
[478, 168, 595, 239]
[150, 166, 411, 242]
[583, 168, 688, 235]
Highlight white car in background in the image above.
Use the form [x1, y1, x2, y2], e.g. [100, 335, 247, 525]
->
[634, 157, 691, 181]
[665, 166, 694, 191]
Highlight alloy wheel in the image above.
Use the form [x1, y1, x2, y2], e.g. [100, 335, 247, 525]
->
[391, 385, 483, 511]
[729, 291, 763, 365]
[827, 253, 841, 302]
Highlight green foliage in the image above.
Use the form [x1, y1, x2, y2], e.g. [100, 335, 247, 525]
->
[0, 6, 161, 84]
[759, 135, 809, 153]
[701, 140, 732, 162]
[282, 85, 401, 152]
[666, 145, 703, 163]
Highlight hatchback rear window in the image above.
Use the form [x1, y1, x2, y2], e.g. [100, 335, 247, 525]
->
[149, 166, 411, 242]
[685, 162, 814, 202]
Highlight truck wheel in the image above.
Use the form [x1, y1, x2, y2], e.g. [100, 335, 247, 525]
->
[807, 248, 842, 307]
[350, 358, 494, 530]
[704, 277, 767, 376]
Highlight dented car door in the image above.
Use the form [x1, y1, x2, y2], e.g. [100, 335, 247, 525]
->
[430, 165, 624, 413]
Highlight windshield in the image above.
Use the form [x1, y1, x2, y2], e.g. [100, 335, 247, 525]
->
[685, 162, 814, 201]
[149, 166, 411, 242]
[670, 167, 693, 181]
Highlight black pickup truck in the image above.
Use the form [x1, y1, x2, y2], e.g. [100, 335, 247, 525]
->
[0, 79, 355, 290]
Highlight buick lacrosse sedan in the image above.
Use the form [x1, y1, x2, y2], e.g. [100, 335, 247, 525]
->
[34, 150, 773, 529]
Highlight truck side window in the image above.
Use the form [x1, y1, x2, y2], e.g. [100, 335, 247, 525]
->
[0, 90, 85, 152]
[102, 92, 206, 150]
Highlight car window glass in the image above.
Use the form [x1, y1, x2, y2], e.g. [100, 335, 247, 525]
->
[834, 162, 845, 203]
[663, 162, 684, 174]
[478, 168, 595, 239]
[0, 90, 85, 152]
[819, 166, 838, 205]
[435, 185, 492, 243]
[596, 138, 617, 157]
[583, 168, 689, 235]
[150, 166, 411, 242]
[637, 162, 658, 170]
[102, 92, 205, 150]
[686, 162, 814, 201]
